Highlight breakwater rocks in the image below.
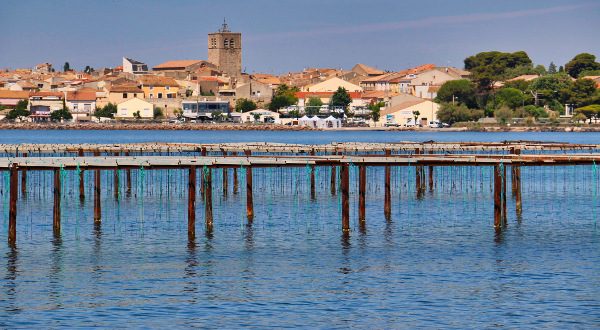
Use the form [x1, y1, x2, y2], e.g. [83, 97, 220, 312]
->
[0, 122, 314, 131]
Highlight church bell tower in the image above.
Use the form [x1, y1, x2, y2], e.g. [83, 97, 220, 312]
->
[208, 19, 242, 78]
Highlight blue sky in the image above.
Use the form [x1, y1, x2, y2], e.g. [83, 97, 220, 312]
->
[1, 0, 598, 74]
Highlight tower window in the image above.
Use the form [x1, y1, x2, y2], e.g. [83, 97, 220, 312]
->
[211, 38, 216, 48]
[230, 39, 235, 48]
[224, 39, 229, 48]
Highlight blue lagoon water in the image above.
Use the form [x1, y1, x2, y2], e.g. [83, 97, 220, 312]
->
[0, 130, 599, 328]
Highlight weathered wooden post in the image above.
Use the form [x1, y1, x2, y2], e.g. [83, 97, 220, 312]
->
[113, 152, 119, 200]
[188, 165, 196, 240]
[93, 151, 101, 222]
[493, 164, 502, 230]
[330, 164, 337, 196]
[200, 147, 207, 197]
[415, 148, 423, 196]
[233, 151, 239, 195]
[8, 164, 18, 246]
[222, 152, 228, 198]
[125, 151, 132, 195]
[310, 149, 316, 200]
[21, 153, 27, 196]
[53, 168, 61, 236]
[204, 167, 213, 229]
[245, 150, 254, 222]
[502, 164, 507, 225]
[428, 150, 434, 192]
[341, 164, 350, 232]
[384, 149, 391, 220]
[358, 165, 366, 225]
[79, 148, 85, 201]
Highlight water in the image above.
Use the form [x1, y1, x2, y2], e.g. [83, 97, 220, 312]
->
[1, 130, 599, 328]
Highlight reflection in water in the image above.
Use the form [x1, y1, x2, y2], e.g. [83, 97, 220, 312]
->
[183, 239, 198, 301]
[339, 233, 352, 274]
[4, 247, 21, 313]
[90, 222, 103, 307]
[48, 235, 64, 309]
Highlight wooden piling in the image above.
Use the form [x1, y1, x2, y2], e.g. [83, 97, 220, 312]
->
[204, 167, 213, 229]
[415, 148, 423, 195]
[384, 149, 391, 219]
[8, 164, 18, 246]
[358, 165, 366, 224]
[502, 164, 507, 225]
[53, 168, 61, 236]
[113, 152, 119, 200]
[200, 147, 207, 197]
[21, 153, 27, 196]
[310, 149, 316, 200]
[78, 148, 85, 201]
[93, 151, 101, 222]
[232, 152, 239, 195]
[222, 152, 228, 198]
[245, 150, 254, 222]
[188, 165, 196, 240]
[493, 165, 502, 229]
[341, 164, 350, 232]
[330, 165, 337, 196]
[125, 151, 132, 195]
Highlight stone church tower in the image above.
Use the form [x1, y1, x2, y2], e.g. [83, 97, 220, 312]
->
[208, 20, 242, 78]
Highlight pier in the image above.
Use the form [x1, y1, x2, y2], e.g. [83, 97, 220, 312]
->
[2, 141, 600, 246]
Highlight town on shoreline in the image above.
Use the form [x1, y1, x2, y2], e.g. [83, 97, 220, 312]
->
[1, 22, 599, 131]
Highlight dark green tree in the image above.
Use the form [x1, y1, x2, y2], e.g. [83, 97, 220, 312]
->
[436, 103, 484, 125]
[464, 51, 533, 90]
[330, 87, 352, 116]
[522, 105, 548, 119]
[94, 103, 117, 118]
[267, 84, 299, 111]
[235, 98, 258, 112]
[575, 104, 600, 123]
[63, 62, 70, 72]
[368, 101, 385, 123]
[496, 88, 525, 110]
[6, 99, 30, 120]
[565, 53, 600, 78]
[305, 97, 323, 116]
[435, 79, 477, 108]
[50, 108, 72, 121]
[562, 78, 598, 107]
[548, 62, 557, 74]
[153, 107, 164, 119]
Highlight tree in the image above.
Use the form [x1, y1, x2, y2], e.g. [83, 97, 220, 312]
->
[253, 113, 261, 122]
[50, 108, 72, 121]
[565, 53, 600, 78]
[133, 111, 141, 120]
[153, 107, 164, 119]
[306, 97, 323, 116]
[235, 98, 257, 112]
[563, 78, 598, 107]
[412, 110, 421, 125]
[494, 107, 513, 125]
[496, 88, 525, 110]
[436, 103, 484, 125]
[522, 105, 548, 119]
[330, 87, 352, 116]
[558, 65, 564, 73]
[575, 104, 600, 123]
[63, 62, 70, 72]
[6, 99, 30, 120]
[548, 62, 557, 74]
[435, 79, 477, 108]
[368, 101, 385, 123]
[94, 103, 117, 118]
[268, 84, 299, 111]
[572, 112, 587, 124]
[173, 108, 183, 118]
[83, 65, 94, 74]
[464, 51, 533, 90]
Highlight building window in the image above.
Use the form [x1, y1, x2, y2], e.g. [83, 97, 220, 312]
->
[230, 39, 235, 48]
[165, 86, 170, 90]
[167, 93, 174, 99]
[149, 94, 153, 99]
[73, 103, 78, 110]
[123, 93, 127, 98]
[158, 93, 163, 99]
[149, 86, 153, 90]
[224, 39, 229, 48]
[211, 38, 216, 48]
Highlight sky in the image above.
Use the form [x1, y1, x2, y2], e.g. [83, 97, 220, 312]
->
[1, 0, 599, 74]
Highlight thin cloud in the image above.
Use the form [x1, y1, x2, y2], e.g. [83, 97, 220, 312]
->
[246, 2, 599, 42]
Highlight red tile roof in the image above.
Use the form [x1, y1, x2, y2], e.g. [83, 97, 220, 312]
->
[0, 90, 30, 99]
[295, 91, 362, 99]
[66, 91, 96, 101]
